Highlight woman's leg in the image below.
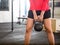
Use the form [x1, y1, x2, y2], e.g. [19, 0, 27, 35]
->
[24, 18, 34, 45]
[44, 18, 55, 45]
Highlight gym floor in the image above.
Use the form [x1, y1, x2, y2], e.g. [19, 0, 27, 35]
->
[0, 23, 60, 45]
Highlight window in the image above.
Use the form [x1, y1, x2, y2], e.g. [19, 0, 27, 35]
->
[54, 2, 60, 7]
[0, 0, 9, 11]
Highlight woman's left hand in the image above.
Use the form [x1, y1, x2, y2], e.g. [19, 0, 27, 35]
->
[38, 15, 44, 22]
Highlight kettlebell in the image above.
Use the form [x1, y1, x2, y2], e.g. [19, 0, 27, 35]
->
[34, 21, 43, 32]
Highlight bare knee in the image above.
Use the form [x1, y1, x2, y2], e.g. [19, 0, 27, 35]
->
[45, 27, 53, 34]
[44, 18, 53, 33]
[26, 27, 32, 33]
[25, 18, 33, 33]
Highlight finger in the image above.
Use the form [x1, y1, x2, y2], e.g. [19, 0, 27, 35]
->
[34, 18, 36, 21]
[39, 18, 42, 22]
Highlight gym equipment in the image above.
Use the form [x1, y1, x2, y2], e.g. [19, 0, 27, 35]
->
[17, 17, 27, 25]
[34, 21, 43, 32]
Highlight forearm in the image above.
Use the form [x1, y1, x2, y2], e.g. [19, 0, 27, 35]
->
[40, 11, 45, 16]
[32, 10, 37, 16]
[32, 10, 38, 21]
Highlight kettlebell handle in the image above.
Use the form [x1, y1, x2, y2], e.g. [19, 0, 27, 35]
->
[34, 20, 43, 23]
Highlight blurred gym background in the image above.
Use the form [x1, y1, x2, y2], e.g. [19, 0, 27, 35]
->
[0, 0, 60, 45]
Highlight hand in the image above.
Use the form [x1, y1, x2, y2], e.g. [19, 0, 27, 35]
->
[38, 15, 43, 22]
[34, 15, 38, 21]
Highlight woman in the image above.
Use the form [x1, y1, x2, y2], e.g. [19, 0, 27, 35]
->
[24, 0, 55, 45]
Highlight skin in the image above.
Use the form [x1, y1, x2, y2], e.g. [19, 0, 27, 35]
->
[24, 10, 55, 45]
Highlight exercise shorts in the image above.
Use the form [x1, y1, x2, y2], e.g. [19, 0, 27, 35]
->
[28, 10, 51, 19]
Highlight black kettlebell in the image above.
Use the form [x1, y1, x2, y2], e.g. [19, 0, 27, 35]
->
[34, 21, 43, 32]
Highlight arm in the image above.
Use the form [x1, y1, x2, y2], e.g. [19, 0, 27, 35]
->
[32, 10, 37, 16]
[40, 11, 45, 16]
[38, 11, 45, 21]
[32, 10, 38, 21]
[32, 10, 45, 22]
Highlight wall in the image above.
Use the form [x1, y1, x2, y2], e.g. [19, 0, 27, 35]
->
[0, 0, 29, 23]
[13, 0, 19, 22]
[0, 0, 12, 23]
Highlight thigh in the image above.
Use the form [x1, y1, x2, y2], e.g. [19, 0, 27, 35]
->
[26, 18, 34, 31]
[43, 10, 51, 19]
[28, 10, 34, 19]
[44, 18, 52, 32]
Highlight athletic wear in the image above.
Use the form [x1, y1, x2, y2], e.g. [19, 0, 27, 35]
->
[30, 0, 50, 11]
[28, 10, 51, 19]
[28, 0, 51, 19]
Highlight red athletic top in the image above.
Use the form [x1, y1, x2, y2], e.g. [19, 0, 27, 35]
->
[30, 0, 50, 11]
